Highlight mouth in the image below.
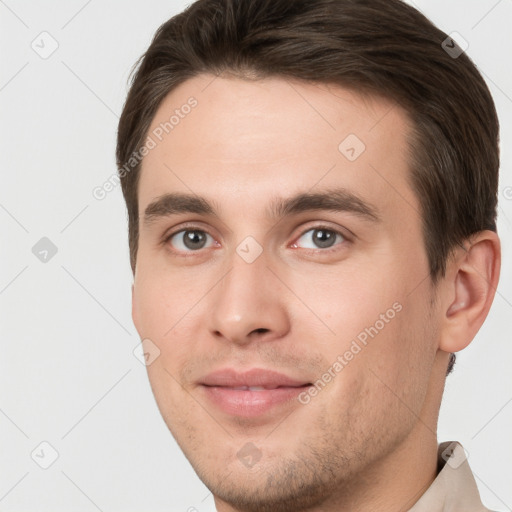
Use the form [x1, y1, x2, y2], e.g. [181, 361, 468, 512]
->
[199, 368, 313, 418]
[206, 384, 309, 391]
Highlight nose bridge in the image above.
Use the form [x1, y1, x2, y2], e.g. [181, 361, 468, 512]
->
[207, 246, 289, 344]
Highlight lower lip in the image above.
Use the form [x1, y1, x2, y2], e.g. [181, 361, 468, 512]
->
[200, 385, 312, 417]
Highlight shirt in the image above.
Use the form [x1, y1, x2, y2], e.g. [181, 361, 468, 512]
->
[409, 441, 497, 512]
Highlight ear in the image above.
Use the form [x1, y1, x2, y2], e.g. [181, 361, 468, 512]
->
[439, 230, 501, 354]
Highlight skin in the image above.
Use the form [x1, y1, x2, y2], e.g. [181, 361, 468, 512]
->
[131, 74, 500, 511]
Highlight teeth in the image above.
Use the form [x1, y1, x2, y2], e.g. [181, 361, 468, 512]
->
[230, 386, 267, 391]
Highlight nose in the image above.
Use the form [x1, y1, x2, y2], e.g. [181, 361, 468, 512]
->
[207, 250, 291, 346]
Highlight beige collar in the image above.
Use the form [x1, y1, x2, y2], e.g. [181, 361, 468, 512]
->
[408, 441, 494, 512]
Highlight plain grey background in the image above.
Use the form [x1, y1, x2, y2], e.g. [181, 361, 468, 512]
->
[1, 1, 511, 511]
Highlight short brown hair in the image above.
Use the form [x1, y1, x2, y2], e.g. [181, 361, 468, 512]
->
[116, 0, 500, 375]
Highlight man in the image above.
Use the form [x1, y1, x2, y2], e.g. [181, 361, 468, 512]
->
[116, 0, 502, 510]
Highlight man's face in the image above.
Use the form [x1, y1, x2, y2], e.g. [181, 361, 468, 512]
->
[132, 75, 443, 510]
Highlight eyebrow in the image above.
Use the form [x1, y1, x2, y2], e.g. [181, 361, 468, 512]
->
[143, 187, 381, 227]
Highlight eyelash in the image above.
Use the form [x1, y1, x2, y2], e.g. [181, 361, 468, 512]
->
[162, 224, 350, 256]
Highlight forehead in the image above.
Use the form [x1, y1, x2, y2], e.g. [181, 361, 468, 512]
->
[138, 74, 418, 221]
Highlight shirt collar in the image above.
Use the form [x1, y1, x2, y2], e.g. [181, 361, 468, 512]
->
[408, 441, 493, 512]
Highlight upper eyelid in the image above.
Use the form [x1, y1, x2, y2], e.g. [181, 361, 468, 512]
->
[292, 223, 352, 242]
[290, 227, 349, 252]
[163, 221, 214, 240]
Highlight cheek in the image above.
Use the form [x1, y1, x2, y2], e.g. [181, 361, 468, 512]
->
[290, 265, 403, 352]
[141, 314, 198, 433]
[357, 299, 437, 418]
[145, 359, 200, 453]
[309, 273, 434, 402]
[132, 274, 202, 405]
[133, 264, 203, 337]
[317, 305, 434, 448]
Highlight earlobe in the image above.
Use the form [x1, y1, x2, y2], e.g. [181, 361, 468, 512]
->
[439, 231, 501, 354]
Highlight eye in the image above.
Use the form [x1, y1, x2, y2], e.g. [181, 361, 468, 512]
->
[293, 227, 346, 250]
[167, 229, 215, 252]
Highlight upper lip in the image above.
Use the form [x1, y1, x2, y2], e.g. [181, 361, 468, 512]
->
[200, 368, 312, 389]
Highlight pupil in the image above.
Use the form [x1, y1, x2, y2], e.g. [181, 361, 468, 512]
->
[184, 230, 206, 250]
[314, 229, 335, 248]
